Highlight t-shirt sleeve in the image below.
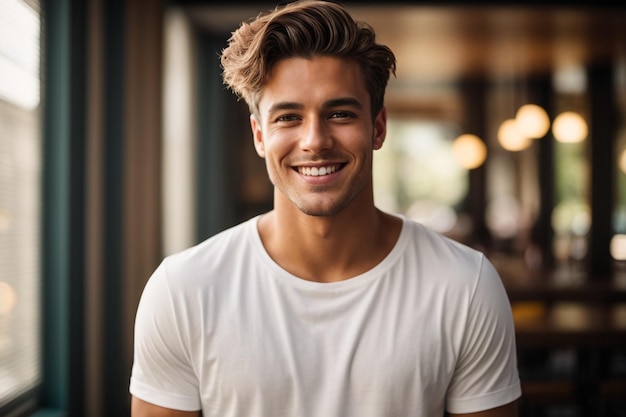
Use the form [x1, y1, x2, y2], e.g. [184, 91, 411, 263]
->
[445, 255, 522, 414]
[129, 260, 202, 411]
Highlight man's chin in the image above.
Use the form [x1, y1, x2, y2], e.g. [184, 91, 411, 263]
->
[295, 201, 350, 217]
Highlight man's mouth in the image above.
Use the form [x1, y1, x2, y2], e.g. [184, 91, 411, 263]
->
[296, 164, 342, 177]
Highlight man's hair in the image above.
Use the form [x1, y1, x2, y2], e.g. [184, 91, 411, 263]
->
[220, 0, 396, 117]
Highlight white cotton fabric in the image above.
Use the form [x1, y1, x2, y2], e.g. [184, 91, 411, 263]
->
[130, 216, 521, 416]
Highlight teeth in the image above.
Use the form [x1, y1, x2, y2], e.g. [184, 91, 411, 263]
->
[298, 165, 338, 177]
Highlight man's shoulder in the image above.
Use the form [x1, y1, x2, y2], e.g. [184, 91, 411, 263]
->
[403, 219, 482, 261]
[176, 217, 253, 255]
[398, 218, 490, 287]
[160, 217, 258, 283]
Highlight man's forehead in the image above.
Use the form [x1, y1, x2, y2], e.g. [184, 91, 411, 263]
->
[265, 97, 364, 113]
[256, 56, 370, 113]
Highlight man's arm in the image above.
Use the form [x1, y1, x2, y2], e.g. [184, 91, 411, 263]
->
[131, 396, 201, 417]
[450, 400, 518, 417]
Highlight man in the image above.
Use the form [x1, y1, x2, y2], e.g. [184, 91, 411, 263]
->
[130, 1, 522, 416]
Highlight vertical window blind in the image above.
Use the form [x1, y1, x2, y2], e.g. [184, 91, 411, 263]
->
[0, 0, 42, 408]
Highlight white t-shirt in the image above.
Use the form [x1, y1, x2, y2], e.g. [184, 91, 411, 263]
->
[130, 216, 521, 416]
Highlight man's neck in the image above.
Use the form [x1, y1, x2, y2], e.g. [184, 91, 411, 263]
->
[257, 204, 402, 283]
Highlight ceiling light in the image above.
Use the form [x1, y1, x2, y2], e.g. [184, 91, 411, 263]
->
[515, 104, 550, 139]
[497, 119, 532, 151]
[552, 111, 588, 143]
[451, 134, 487, 169]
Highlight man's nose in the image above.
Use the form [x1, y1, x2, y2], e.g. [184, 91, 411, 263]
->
[300, 118, 333, 153]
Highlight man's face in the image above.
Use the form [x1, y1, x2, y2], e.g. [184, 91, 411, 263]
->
[250, 55, 387, 217]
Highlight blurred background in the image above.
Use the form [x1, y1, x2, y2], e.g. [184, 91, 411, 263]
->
[0, 0, 625, 416]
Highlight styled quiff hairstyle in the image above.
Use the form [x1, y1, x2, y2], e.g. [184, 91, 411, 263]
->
[220, 0, 396, 117]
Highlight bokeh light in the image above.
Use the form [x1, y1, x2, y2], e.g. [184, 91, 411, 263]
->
[515, 104, 550, 139]
[451, 134, 487, 169]
[553, 111, 588, 143]
[498, 118, 532, 151]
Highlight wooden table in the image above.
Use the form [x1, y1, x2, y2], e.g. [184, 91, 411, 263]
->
[491, 257, 626, 414]
[512, 302, 626, 349]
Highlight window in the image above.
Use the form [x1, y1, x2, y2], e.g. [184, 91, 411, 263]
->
[374, 119, 469, 237]
[0, 0, 42, 410]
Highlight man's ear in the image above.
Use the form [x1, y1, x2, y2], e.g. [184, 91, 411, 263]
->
[373, 107, 387, 150]
[250, 114, 265, 158]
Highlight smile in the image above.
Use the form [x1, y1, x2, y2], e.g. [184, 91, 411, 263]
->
[297, 164, 341, 177]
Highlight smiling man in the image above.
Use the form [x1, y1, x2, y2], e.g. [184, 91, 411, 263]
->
[130, 1, 522, 416]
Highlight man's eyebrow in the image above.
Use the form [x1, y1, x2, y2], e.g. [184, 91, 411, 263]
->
[324, 97, 363, 109]
[267, 102, 304, 114]
[267, 98, 364, 114]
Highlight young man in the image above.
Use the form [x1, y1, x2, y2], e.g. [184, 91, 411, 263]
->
[130, 1, 522, 416]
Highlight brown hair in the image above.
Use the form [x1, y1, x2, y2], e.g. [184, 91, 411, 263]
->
[220, 0, 396, 117]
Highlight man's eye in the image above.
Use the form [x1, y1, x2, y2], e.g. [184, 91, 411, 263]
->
[276, 114, 300, 122]
[330, 111, 353, 119]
